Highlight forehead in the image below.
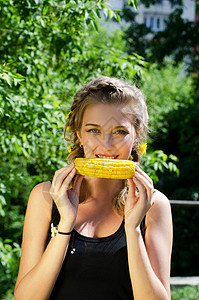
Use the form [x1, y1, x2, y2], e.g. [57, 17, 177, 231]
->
[82, 103, 132, 127]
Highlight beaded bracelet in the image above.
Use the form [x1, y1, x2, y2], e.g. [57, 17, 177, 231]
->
[51, 223, 73, 237]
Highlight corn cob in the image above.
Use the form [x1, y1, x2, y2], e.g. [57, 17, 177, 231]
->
[74, 158, 136, 179]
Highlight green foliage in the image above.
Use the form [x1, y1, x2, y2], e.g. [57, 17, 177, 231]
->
[0, 1, 147, 297]
[142, 150, 179, 184]
[122, 6, 151, 58]
[128, 0, 138, 9]
[0, 66, 25, 87]
[140, 60, 199, 201]
[0, 238, 21, 298]
[139, 56, 199, 276]
[149, 8, 199, 69]
[0, 0, 185, 296]
[122, 4, 199, 75]
[141, 60, 195, 133]
[171, 285, 199, 300]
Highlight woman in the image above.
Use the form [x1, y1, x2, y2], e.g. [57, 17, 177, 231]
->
[14, 77, 173, 300]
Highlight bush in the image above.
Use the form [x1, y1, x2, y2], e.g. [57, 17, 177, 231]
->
[0, 238, 21, 298]
[171, 285, 199, 300]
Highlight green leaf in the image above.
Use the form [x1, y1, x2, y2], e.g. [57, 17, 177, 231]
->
[115, 14, 121, 23]
[90, 19, 99, 31]
[2, 73, 12, 86]
[128, 0, 138, 9]
[169, 154, 179, 162]
[44, 104, 54, 109]
[0, 195, 6, 206]
[13, 77, 24, 86]
[154, 162, 158, 171]
[4, 239, 12, 243]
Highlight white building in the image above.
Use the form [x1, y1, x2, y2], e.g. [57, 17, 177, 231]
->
[106, 0, 196, 32]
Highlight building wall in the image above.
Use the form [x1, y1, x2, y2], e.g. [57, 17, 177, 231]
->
[106, 0, 196, 32]
[136, 0, 196, 32]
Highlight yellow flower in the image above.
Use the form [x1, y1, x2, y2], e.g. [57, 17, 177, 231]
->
[65, 111, 71, 120]
[67, 145, 72, 153]
[137, 142, 147, 156]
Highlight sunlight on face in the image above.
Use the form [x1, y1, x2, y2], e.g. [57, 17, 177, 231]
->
[77, 104, 137, 160]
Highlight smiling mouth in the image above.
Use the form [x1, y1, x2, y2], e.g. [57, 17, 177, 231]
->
[96, 154, 119, 159]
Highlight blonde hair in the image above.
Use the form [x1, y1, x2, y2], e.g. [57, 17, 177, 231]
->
[64, 76, 149, 210]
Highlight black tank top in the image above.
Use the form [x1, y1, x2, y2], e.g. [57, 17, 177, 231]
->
[46, 201, 145, 300]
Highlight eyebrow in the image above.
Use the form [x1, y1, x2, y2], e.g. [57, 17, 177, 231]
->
[85, 123, 129, 130]
[85, 123, 100, 127]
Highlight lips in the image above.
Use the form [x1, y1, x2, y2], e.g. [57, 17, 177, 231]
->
[96, 154, 119, 159]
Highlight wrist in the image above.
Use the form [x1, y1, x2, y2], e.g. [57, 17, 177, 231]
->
[58, 219, 74, 233]
[51, 222, 74, 238]
[124, 223, 141, 236]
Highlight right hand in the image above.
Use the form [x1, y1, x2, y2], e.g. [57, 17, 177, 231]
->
[49, 162, 84, 230]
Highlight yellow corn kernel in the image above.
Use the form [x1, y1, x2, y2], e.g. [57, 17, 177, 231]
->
[74, 158, 136, 179]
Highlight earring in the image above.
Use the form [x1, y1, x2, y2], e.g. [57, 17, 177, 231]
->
[129, 147, 135, 161]
[80, 144, 83, 148]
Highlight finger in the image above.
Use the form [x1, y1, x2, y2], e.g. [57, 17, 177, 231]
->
[135, 165, 153, 186]
[60, 168, 77, 191]
[133, 177, 146, 196]
[73, 175, 84, 198]
[51, 163, 75, 191]
[51, 168, 76, 196]
[134, 171, 153, 202]
[127, 178, 137, 199]
[54, 162, 75, 176]
[135, 169, 154, 192]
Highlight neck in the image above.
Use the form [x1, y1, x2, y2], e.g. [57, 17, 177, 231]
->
[80, 176, 124, 204]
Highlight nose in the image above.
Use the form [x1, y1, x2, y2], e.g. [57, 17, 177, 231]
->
[101, 133, 115, 150]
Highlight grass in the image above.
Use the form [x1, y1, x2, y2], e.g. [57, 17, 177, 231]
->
[171, 285, 199, 300]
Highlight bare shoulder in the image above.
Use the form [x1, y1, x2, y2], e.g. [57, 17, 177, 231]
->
[146, 189, 172, 226]
[30, 180, 52, 197]
[22, 180, 54, 251]
[24, 180, 53, 238]
[153, 189, 171, 208]
[27, 181, 52, 221]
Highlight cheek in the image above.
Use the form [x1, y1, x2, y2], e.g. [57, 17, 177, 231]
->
[116, 135, 134, 149]
[82, 135, 98, 152]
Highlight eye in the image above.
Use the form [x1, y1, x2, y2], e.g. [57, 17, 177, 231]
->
[114, 130, 128, 135]
[86, 128, 100, 134]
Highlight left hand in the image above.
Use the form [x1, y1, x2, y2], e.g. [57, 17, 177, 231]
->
[124, 165, 155, 229]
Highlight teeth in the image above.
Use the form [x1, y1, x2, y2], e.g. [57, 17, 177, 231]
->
[97, 155, 117, 159]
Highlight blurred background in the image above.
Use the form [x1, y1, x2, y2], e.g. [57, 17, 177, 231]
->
[0, 0, 198, 299]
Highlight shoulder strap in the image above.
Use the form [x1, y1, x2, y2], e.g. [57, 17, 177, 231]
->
[51, 200, 60, 226]
[49, 180, 60, 226]
[45, 182, 61, 248]
[140, 216, 146, 241]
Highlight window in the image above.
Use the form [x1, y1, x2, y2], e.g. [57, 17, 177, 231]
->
[157, 18, 160, 29]
[150, 17, 154, 29]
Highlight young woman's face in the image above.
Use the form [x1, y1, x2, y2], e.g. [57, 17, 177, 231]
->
[76, 103, 137, 160]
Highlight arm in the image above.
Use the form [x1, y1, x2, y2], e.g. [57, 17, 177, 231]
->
[14, 164, 84, 300]
[125, 167, 173, 300]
